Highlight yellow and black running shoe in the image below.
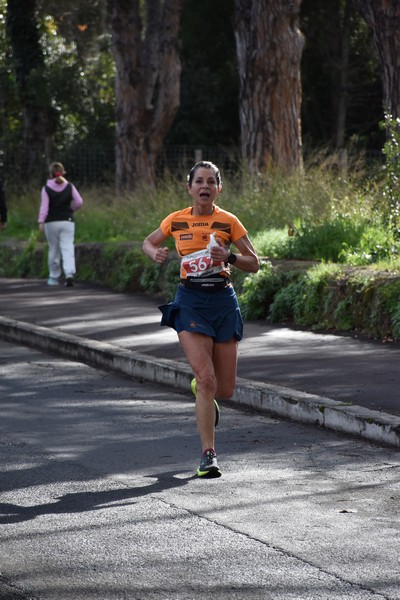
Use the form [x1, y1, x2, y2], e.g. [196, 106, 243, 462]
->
[197, 448, 222, 478]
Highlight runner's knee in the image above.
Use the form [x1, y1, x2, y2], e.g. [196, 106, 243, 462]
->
[195, 373, 217, 398]
[216, 380, 236, 400]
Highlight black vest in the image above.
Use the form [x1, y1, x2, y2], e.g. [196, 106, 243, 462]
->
[45, 183, 74, 222]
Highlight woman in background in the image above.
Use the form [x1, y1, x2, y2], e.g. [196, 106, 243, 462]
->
[38, 162, 83, 287]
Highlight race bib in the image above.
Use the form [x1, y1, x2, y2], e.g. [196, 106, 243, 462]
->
[181, 248, 224, 277]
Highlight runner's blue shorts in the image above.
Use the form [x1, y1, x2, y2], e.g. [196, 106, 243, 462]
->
[158, 284, 244, 342]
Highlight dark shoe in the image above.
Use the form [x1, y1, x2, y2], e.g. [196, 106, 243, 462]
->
[64, 277, 74, 287]
[197, 448, 222, 478]
[191, 378, 220, 428]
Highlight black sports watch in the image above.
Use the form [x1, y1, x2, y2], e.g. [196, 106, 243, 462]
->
[227, 252, 237, 264]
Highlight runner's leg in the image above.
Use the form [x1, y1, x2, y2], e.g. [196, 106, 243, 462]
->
[178, 330, 216, 452]
[212, 337, 238, 399]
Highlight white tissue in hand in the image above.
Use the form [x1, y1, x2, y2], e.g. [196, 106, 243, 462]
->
[206, 232, 219, 251]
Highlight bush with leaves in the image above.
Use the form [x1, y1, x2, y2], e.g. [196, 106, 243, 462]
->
[238, 261, 284, 320]
[269, 263, 342, 328]
[381, 113, 400, 238]
[339, 220, 400, 264]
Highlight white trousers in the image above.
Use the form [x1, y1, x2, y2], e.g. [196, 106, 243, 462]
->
[45, 220, 76, 279]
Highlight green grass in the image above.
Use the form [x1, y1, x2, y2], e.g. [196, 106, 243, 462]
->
[1, 159, 396, 267]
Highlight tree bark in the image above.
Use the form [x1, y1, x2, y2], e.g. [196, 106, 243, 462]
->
[233, 0, 304, 175]
[108, 0, 182, 191]
[333, 0, 353, 152]
[6, 0, 56, 179]
[354, 0, 400, 120]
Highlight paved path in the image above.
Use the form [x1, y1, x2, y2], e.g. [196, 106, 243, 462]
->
[1, 277, 400, 447]
[1, 342, 400, 599]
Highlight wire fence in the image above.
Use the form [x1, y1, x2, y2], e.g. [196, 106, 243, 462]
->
[0, 137, 383, 190]
[0, 141, 240, 188]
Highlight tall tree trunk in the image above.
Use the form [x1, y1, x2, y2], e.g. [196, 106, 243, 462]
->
[108, 0, 182, 191]
[332, 0, 353, 151]
[233, 0, 304, 175]
[6, 0, 56, 179]
[354, 0, 400, 120]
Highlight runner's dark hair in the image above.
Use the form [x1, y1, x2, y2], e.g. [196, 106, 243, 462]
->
[187, 161, 222, 187]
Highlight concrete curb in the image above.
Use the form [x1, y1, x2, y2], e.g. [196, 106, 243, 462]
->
[1, 315, 399, 448]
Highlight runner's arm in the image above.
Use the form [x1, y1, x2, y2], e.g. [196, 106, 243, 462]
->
[225, 234, 259, 273]
[142, 228, 170, 264]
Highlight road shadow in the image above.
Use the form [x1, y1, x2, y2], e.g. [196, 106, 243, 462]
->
[0, 470, 195, 524]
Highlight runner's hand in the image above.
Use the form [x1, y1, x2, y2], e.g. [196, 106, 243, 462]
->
[209, 237, 229, 264]
[154, 247, 169, 264]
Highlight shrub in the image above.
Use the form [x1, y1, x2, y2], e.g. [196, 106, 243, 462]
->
[252, 228, 292, 258]
[238, 261, 283, 320]
[76, 243, 146, 291]
[269, 263, 343, 328]
[287, 219, 364, 261]
[339, 221, 400, 264]
[381, 113, 400, 237]
[21, 236, 48, 278]
[371, 278, 400, 339]
[268, 282, 298, 323]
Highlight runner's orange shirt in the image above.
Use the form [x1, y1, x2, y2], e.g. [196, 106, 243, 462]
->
[160, 206, 247, 278]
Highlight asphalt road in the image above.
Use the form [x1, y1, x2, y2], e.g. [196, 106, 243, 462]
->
[1, 341, 399, 600]
[1, 277, 400, 418]
[1, 277, 400, 448]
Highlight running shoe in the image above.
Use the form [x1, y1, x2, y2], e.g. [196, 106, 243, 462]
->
[191, 378, 220, 428]
[64, 277, 74, 287]
[47, 277, 59, 286]
[197, 448, 222, 478]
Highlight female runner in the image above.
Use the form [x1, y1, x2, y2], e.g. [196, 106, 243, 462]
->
[142, 161, 259, 477]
